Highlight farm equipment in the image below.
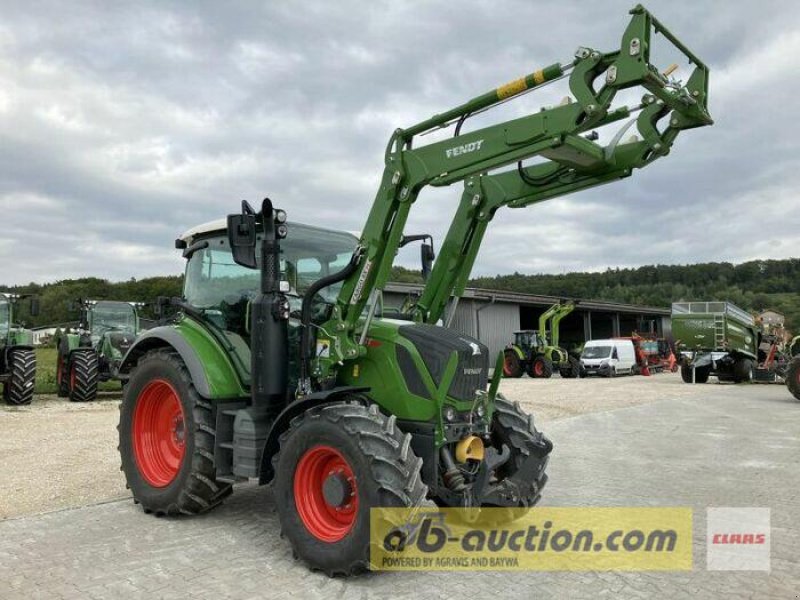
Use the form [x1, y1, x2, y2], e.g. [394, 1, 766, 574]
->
[673, 301, 760, 384]
[116, 5, 711, 575]
[0, 292, 38, 405]
[626, 334, 677, 375]
[56, 300, 142, 401]
[504, 302, 581, 378]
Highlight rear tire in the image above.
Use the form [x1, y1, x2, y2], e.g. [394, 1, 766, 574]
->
[3, 349, 36, 405]
[118, 349, 231, 516]
[68, 350, 98, 402]
[502, 350, 523, 378]
[559, 356, 580, 378]
[681, 364, 711, 384]
[528, 355, 553, 379]
[733, 358, 754, 383]
[273, 401, 426, 576]
[787, 358, 800, 401]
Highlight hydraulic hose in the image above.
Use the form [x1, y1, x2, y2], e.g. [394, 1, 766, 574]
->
[298, 251, 361, 387]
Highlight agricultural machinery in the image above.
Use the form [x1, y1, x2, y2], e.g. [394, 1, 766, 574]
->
[116, 5, 711, 575]
[0, 292, 38, 405]
[673, 301, 760, 384]
[57, 300, 143, 401]
[503, 302, 581, 378]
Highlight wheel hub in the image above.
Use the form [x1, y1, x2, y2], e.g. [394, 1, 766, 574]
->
[322, 470, 354, 508]
[294, 445, 359, 542]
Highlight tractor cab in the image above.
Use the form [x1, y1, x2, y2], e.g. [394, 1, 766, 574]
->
[181, 219, 359, 388]
[514, 330, 544, 352]
[89, 301, 139, 347]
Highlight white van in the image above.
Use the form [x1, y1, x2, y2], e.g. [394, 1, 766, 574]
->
[580, 339, 636, 377]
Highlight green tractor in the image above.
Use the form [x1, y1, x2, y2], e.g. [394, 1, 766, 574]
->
[503, 302, 581, 378]
[0, 292, 39, 405]
[56, 300, 142, 402]
[115, 6, 711, 575]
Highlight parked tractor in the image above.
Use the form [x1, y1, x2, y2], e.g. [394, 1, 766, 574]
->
[0, 292, 38, 405]
[503, 302, 581, 378]
[116, 6, 711, 575]
[56, 300, 142, 401]
[673, 301, 759, 384]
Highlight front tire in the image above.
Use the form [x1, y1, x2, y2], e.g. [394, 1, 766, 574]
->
[3, 349, 36, 405]
[68, 350, 98, 402]
[273, 401, 426, 576]
[118, 350, 231, 516]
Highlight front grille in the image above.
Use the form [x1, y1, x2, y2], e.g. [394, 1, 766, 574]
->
[398, 324, 488, 401]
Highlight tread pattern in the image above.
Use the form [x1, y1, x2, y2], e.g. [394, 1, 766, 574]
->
[492, 395, 551, 506]
[681, 364, 710, 384]
[503, 350, 523, 378]
[274, 400, 427, 576]
[69, 350, 99, 402]
[121, 350, 231, 517]
[4, 349, 36, 405]
[528, 355, 553, 379]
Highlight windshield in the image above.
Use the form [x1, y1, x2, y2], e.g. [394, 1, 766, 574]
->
[90, 302, 137, 343]
[0, 297, 9, 341]
[183, 223, 357, 373]
[582, 345, 612, 359]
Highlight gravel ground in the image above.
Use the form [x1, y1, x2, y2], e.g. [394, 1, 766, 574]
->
[0, 373, 750, 519]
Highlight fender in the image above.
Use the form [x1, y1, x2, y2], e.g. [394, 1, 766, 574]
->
[258, 386, 370, 485]
[118, 320, 247, 400]
[509, 345, 526, 360]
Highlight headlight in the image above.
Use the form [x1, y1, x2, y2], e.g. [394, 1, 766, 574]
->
[443, 406, 457, 422]
[475, 404, 486, 418]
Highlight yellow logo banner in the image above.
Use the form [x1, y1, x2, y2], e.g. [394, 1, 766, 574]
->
[370, 507, 692, 571]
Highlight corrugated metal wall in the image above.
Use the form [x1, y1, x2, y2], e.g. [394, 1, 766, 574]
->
[474, 302, 520, 358]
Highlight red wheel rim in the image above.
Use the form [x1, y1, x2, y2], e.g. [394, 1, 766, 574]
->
[294, 445, 359, 542]
[534, 361, 544, 376]
[132, 379, 186, 488]
[503, 355, 513, 376]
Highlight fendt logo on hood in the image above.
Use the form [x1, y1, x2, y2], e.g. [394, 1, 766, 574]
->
[463, 367, 483, 376]
[446, 139, 484, 159]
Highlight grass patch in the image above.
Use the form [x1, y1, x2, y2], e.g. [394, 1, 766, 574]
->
[34, 347, 122, 395]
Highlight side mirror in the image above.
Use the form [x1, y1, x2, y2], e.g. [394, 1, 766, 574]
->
[227, 200, 258, 269]
[421, 243, 435, 281]
[29, 297, 40, 317]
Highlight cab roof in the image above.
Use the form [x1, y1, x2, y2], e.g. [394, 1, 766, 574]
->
[178, 219, 360, 244]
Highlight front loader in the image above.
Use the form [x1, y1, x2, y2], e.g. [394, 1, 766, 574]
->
[57, 299, 142, 401]
[504, 302, 580, 378]
[0, 292, 39, 405]
[116, 5, 712, 575]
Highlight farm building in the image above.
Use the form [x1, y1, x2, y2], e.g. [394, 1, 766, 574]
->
[383, 283, 671, 359]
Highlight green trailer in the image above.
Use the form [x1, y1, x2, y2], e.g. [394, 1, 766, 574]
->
[0, 292, 39, 405]
[672, 301, 758, 384]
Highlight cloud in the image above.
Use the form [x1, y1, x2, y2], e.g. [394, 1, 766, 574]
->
[1, 0, 799, 286]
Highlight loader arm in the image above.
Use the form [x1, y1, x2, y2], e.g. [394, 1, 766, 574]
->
[312, 4, 712, 383]
[550, 303, 576, 349]
[538, 304, 564, 344]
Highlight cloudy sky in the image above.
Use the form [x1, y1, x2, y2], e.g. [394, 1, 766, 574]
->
[1, 0, 799, 285]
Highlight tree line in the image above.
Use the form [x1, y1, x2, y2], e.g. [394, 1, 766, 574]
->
[4, 258, 798, 330]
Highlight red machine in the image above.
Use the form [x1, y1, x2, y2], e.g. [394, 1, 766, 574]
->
[616, 334, 678, 376]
